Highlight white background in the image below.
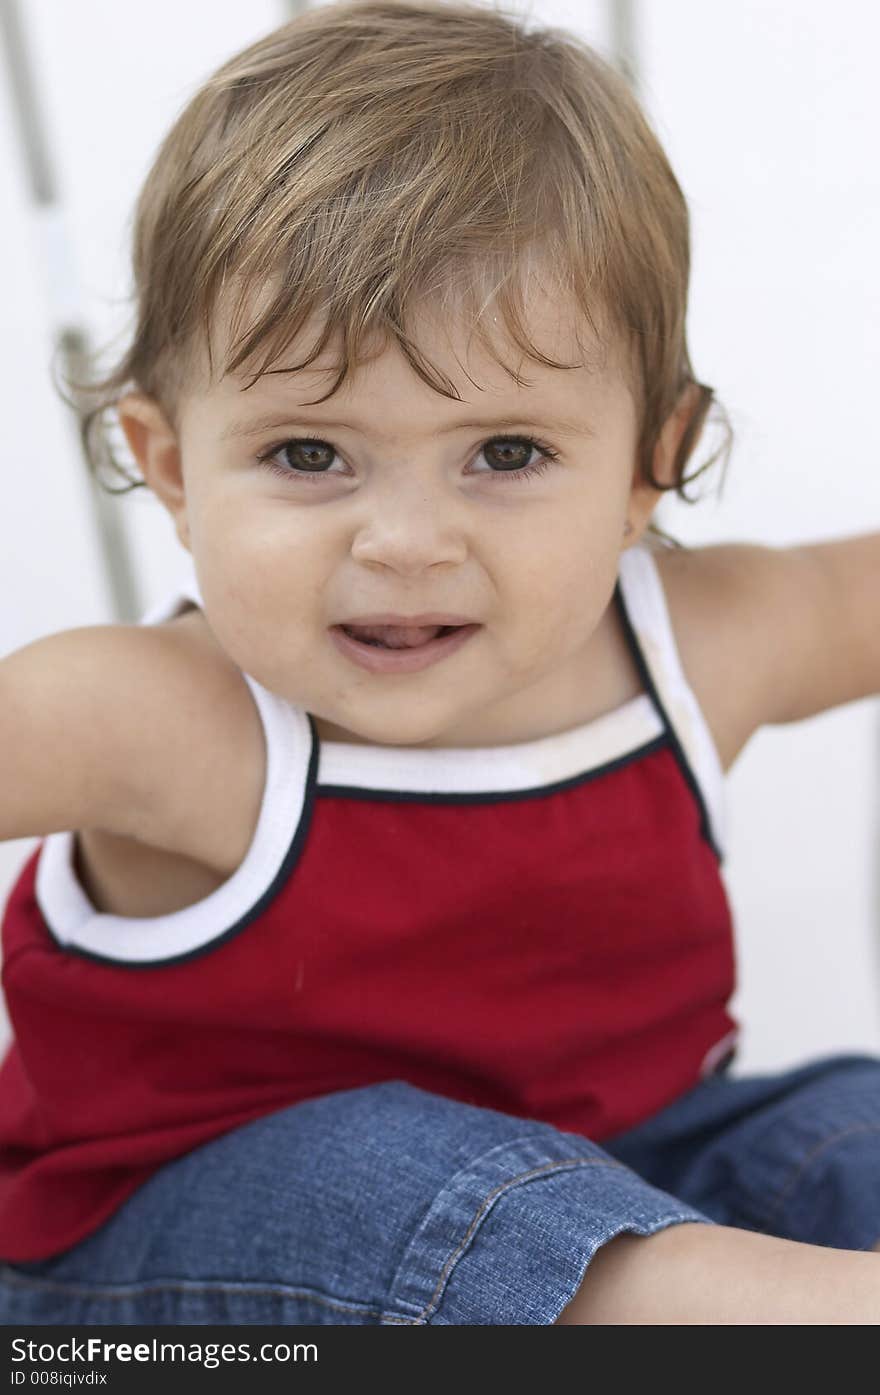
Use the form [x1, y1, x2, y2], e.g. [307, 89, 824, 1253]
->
[1, 0, 878, 1070]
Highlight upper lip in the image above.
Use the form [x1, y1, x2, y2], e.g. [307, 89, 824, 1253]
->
[335, 613, 477, 627]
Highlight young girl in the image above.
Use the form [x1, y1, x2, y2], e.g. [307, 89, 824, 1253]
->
[0, 0, 878, 1326]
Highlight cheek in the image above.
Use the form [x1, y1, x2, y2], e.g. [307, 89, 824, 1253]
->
[196, 492, 307, 558]
[192, 540, 322, 684]
[508, 522, 616, 606]
[194, 495, 330, 592]
[502, 525, 620, 650]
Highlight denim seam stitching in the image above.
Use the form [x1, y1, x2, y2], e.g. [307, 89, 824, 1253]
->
[381, 1155, 633, 1325]
[0, 1268, 392, 1320]
[754, 1121, 880, 1232]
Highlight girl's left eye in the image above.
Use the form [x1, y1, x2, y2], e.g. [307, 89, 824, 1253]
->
[253, 434, 560, 485]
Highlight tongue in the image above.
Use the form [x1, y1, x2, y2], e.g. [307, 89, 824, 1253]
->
[345, 623, 445, 649]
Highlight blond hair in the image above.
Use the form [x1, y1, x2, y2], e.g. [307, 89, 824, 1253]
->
[67, 0, 731, 513]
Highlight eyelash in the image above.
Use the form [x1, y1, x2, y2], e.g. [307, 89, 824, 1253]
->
[253, 433, 561, 486]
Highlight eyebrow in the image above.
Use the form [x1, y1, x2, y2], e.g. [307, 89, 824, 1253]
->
[219, 412, 595, 441]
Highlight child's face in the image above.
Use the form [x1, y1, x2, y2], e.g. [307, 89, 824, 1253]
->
[122, 283, 676, 747]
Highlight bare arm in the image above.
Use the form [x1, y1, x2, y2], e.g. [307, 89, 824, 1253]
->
[0, 623, 263, 872]
[778, 531, 880, 720]
[657, 533, 880, 768]
[0, 627, 157, 845]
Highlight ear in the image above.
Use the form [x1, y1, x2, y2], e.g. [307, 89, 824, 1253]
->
[624, 381, 704, 547]
[117, 392, 191, 551]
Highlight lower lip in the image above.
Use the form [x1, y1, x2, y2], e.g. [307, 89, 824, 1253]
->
[329, 624, 482, 673]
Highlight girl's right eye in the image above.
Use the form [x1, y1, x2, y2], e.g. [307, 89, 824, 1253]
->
[255, 435, 339, 485]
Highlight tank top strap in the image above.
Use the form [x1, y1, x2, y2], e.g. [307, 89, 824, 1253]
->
[615, 544, 727, 860]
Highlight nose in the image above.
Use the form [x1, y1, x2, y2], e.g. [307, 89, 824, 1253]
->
[349, 476, 468, 575]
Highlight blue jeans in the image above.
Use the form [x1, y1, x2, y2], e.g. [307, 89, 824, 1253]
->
[0, 1052, 878, 1325]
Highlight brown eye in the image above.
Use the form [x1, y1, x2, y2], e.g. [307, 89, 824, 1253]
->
[255, 437, 344, 483]
[483, 438, 534, 471]
[472, 436, 560, 482]
[280, 440, 336, 472]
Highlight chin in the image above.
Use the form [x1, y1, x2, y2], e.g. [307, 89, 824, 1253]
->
[328, 710, 456, 748]
[365, 723, 448, 748]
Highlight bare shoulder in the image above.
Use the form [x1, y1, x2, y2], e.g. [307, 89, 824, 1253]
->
[3, 613, 264, 897]
[122, 607, 266, 875]
[650, 540, 800, 772]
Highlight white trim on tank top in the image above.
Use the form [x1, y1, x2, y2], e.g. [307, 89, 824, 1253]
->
[35, 569, 313, 963]
[34, 543, 726, 962]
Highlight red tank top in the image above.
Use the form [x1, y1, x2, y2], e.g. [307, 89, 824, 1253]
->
[0, 543, 738, 1261]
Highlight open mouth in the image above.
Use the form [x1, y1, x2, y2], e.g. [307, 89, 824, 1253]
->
[339, 623, 460, 650]
[330, 621, 481, 673]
